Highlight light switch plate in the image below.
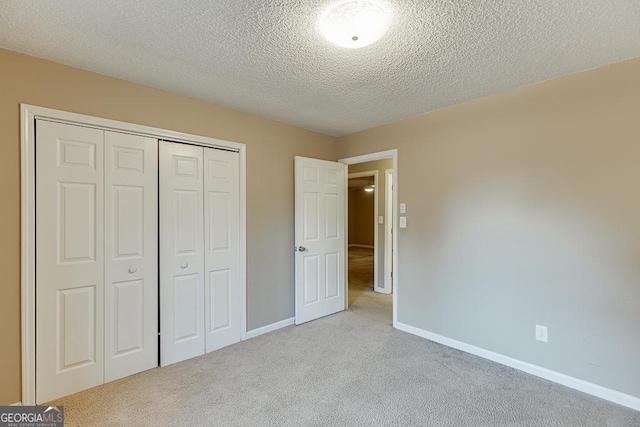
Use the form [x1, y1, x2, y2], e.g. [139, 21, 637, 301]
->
[400, 216, 407, 228]
[378, 216, 384, 224]
[400, 203, 406, 214]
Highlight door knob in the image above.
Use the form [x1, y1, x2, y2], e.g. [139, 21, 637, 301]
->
[181, 262, 189, 269]
[128, 266, 137, 274]
[297, 246, 307, 252]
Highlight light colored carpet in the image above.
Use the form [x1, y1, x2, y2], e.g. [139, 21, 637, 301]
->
[49, 249, 639, 426]
[348, 247, 379, 308]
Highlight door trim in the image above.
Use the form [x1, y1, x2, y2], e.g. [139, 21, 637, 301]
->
[384, 169, 393, 293]
[347, 170, 380, 292]
[339, 150, 398, 325]
[20, 104, 248, 405]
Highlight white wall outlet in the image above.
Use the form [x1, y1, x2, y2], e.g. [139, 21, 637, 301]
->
[400, 203, 406, 214]
[378, 216, 384, 224]
[399, 216, 407, 228]
[536, 325, 548, 342]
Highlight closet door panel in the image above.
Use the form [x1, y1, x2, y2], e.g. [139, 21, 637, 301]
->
[104, 131, 158, 382]
[204, 148, 241, 352]
[36, 120, 105, 403]
[160, 141, 205, 366]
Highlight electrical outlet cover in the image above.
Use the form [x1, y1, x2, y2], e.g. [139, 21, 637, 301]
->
[535, 325, 548, 342]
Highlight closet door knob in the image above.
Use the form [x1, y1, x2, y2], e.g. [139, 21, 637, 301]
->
[181, 262, 189, 269]
[128, 266, 137, 274]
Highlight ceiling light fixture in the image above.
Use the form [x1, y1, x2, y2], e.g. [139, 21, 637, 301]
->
[319, 1, 393, 49]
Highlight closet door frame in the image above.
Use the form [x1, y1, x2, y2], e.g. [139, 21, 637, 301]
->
[20, 104, 247, 405]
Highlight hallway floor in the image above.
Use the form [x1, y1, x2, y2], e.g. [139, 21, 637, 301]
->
[348, 246, 392, 322]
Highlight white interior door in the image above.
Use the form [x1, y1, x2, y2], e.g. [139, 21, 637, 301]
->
[36, 120, 105, 403]
[204, 148, 241, 352]
[104, 131, 158, 382]
[294, 156, 346, 325]
[159, 141, 205, 366]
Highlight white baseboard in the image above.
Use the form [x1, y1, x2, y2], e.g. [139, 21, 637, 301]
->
[394, 321, 640, 412]
[246, 317, 295, 339]
[10, 402, 22, 406]
[348, 244, 374, 249]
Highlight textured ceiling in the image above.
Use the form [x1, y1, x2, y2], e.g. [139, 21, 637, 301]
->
[1, 1, 639, 136]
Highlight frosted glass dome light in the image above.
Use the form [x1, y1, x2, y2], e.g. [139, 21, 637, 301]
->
[319, 1, 393, 49]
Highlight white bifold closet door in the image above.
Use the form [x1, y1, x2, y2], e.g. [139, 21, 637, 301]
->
[104, 131, 158, 382]
[203, 147, 241, 352]
[159, 141, 241, 366]
[35, 120, 158, 403]
[159, 142, 205, 365]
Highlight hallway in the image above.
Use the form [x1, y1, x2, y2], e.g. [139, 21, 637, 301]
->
[347, 246, 392, 322]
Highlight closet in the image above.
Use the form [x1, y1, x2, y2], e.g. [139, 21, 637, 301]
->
[34, 119, 241, 403]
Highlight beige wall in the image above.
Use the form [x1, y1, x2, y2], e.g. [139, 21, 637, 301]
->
[348, 185, 375, 246]
[337, 57, 640, 398]
[0, 48, 337, 404]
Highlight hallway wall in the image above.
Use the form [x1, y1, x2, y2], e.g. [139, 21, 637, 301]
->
[348, 185, 374, 246]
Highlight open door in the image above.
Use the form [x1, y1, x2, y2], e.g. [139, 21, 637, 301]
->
[295, 156, 346, 325]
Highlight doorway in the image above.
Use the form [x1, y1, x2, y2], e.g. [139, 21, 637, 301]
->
[340, 151, 397, 323]
[348, 170, 378, 297]
[293, 150, 398, 326]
